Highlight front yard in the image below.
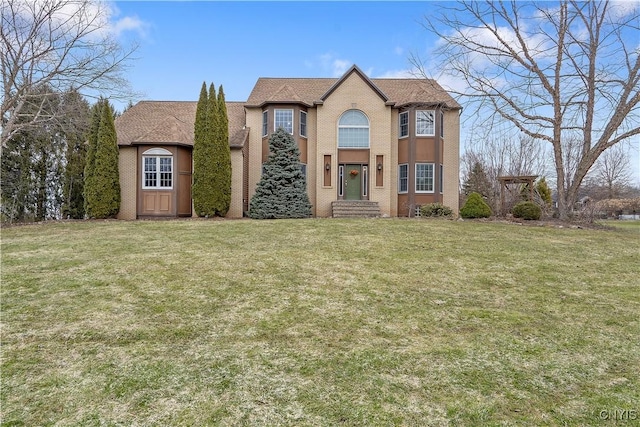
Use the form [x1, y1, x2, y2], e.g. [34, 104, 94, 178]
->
[2, 219, 638, 425]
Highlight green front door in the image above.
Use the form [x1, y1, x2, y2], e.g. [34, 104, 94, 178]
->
[344, 164, 362, 200]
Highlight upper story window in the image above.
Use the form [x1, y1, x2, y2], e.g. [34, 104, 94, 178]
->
[262, 111, 268, 137]
[440, 110, 444, 137]
[399, 111, 409, 138]
[142, 148, 173, 190]
[338, 109, 369, 148]
[416, 110, 435, 136]
[275, 109, 293, 134]
[300, 111, 307, 138]
[416, 163, 434, 193]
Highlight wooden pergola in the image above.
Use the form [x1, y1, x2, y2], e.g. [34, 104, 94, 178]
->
[498, 175, 538, 216]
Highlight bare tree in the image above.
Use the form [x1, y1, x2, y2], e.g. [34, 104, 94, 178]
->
[1, 0, 137, 146]
[415, 1, 640, 219]
[585, 143, 634, 199]
[462, 133, 550, 212]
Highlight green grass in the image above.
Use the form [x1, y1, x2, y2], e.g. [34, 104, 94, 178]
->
[599, 219, 640, 232]
[2, 219, 639, 426]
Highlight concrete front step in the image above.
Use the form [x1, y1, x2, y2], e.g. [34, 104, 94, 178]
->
[332, 201, 381, 218]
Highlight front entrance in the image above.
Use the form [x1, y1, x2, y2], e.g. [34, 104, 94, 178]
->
[341, 163, 368, 200]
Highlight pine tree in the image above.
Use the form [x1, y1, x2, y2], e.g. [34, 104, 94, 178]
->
[463, 161, 492, 198]
[249, 127, 312, 219]
[84, 102, 120, 218]
[213, 85, 232, 216]
[192, 82, 217, 216]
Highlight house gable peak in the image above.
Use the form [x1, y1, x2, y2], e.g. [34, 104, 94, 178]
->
[319, 65, 393, 106]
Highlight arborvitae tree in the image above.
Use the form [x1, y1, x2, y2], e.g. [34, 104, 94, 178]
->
[84, 100, 104, 216]
[84, 102, 120, 218]
[0, 86, 63, 222]
[249, 127, 312, 219]
[1, 130, 35, 222]
[192, 82, 217, 217]
[212, 85, 232, 216]
[535, 177, 552, 207]
[62, 90, 91, 219]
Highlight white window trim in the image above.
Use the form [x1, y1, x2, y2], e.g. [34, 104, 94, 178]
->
[399, 111, 409, 139]
[142, 150, 174, 190]
[398, 163, 408, 194]
[274, 108, 294, 134]
[300, 111, 307, 138]
[439, 164, 444, 194]
[440, 110, 445, 138]
[415, 163, 435, 193]
[416, 110, 435, 137]
[337, 109, 370, 149]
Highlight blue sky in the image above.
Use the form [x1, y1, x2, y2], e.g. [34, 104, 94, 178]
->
[114, 1, 435, 106]
[111, 1, 639, 183]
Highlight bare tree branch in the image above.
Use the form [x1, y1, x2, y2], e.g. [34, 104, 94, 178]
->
[1, 0, 139, 146]
[414, 0, 640, 219]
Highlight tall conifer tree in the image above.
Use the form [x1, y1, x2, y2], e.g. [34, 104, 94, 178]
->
[192, 82, 217, 216]
[249, 128, 312, 219]
[84, 101, 120, 218]
[213, 85, 232, 216]
[62, 90, 91, 219]
[84, 100, 104, 216]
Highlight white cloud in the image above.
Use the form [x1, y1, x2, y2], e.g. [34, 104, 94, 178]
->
[332, 59, 351, 77]
[394, 46, 404, 56]
[14, 0, 149, 40]
[375, 69, 415, 79]
[311, 53, 353, 77]
[109, 15, 149, 38]
[608, 0, 640, 20]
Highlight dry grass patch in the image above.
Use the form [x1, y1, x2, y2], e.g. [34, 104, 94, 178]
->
[2, 219, 639, 426]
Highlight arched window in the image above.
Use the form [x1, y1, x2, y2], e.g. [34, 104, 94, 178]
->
[142, 148, 173, 189]
[338, 110, 369, 148]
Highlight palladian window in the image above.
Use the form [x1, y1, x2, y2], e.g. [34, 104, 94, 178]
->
[338, 110, 369, 148]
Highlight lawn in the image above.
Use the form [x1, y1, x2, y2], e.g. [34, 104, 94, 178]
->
[1, 219, 639, 426]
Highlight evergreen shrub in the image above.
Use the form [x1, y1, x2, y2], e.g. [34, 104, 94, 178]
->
[512, 201, 542, 220]
[460, 192, 492, 218]
[420, 203, 453, 218]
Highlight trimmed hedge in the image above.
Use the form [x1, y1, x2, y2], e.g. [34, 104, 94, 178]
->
[460, 192, 492, 219]
[512, 201, 542, 220]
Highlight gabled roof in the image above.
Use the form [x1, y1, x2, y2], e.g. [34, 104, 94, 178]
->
[245, 78, 331, 107]
[115, 101, 247, 148]
[245, 64, 461, 109]
[319, 65, 390, 105]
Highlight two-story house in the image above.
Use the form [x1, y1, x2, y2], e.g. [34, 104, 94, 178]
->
[115, 65, 461, 219]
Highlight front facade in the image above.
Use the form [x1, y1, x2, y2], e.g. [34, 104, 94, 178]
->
[116, 65, 461, 219]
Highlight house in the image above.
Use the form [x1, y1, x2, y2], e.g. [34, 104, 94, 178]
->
[115, 65, 461, 219]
